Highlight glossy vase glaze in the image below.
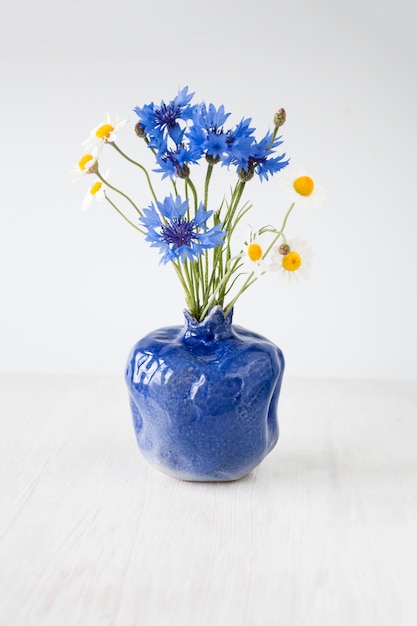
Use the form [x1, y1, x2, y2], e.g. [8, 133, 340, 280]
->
[125, 306, 285, 481]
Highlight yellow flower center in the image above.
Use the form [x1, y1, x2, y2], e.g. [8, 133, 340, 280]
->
[248, 242, 262, 262]
[282, 251, 302, 272]
[95, 123, 114, 140]
[90, 181, 102, 196]
[293, 175, 314, 196]
[78, 154, 94, 171]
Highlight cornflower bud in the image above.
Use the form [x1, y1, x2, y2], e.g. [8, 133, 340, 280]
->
[135, 122, 146, 138]
[279, 243, 291, 255]
[238, 164, 255, 182]
[274, 108, 286, 128]
[206, 154, 221, 166]
[176, 164, 190, 179]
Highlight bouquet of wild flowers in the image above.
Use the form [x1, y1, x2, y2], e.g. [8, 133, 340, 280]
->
[75, 87, 322, 321]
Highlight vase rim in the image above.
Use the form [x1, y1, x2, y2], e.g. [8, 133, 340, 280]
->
[184, 305, 233, 324]
[182, 305, 234, 343]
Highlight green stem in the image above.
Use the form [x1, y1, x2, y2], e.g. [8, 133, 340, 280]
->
[223, 180, 246, 232]
[97, 171, 143, 216]
[186, 177, 199, 213]
[200, 257, 243, 320]
[172, 260, 192, 305]
[224, 272, 258, 316]
[204, 250, 209, 303]
[279, 201, 295, 233]
[204, 163, 214, 209]
[262, 202, 295, 259]
[269, 125, 279, 149]
[183, 260, 199, 316]
[110, 142, 158, 202]
[104, 194, 144, 233]
[219, 180, 246, 294]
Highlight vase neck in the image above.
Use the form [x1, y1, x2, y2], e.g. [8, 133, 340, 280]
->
[182, 306, 233, 345]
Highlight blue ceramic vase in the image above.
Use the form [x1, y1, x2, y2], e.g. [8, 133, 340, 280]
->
[125, 306, 285, 481]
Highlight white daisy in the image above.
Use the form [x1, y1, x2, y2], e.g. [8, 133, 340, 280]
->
[279, 166, 325, 208]
[71, 148, 100, 181]
[82, 113, 128, 150]
[269, 237, 313, 286]
[240, 231, 266, 276]
[82, 180, 106, 211]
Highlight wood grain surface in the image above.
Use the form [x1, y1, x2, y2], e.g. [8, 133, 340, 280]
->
[1, 375, 416, 626]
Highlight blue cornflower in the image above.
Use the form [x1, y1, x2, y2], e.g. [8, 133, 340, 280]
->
[140, 195, 225, 264]
[134, 87, 196, 150]
[243, 133, 289, 182]
[253, 148, 290, 181]
[153, 141, 201, 180]
[188, 103, 231, 161]
[224, 117, 256, 166]
[225, 124, 289, 181]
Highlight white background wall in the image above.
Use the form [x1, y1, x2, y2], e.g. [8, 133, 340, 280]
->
[1, 0, 416, 380]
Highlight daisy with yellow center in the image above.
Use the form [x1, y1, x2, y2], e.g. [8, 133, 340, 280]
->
[83, 113, 128, 150]
[82, 180, 106, 211]
[79, 153, 94, 170]
[269, 238, 313, 285]
[279, 166, 324, 208]
[241, 232, 266, 275]
[71, 148, 100, 181]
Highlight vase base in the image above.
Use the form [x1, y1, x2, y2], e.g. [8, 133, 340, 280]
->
[141, 452, 267, 482]
[152, 467, 253, 483]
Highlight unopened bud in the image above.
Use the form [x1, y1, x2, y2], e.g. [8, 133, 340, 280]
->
[273, 108, 286, 128]
[176, 164, 190, 179]
[279, 243, 290, 255]
[135, 122, 146, 138]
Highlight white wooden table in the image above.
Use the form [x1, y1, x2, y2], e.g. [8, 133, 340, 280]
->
[1, 375, 416, 626]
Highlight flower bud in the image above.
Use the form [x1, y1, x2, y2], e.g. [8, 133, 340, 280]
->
[176, 164, 190, 179]
[238, 164, 255, 182]
[279, 243, 290, 255]
[273, 108, 286, 128]
[135, 122, 146, 138]
[206, 154, 221, 166]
